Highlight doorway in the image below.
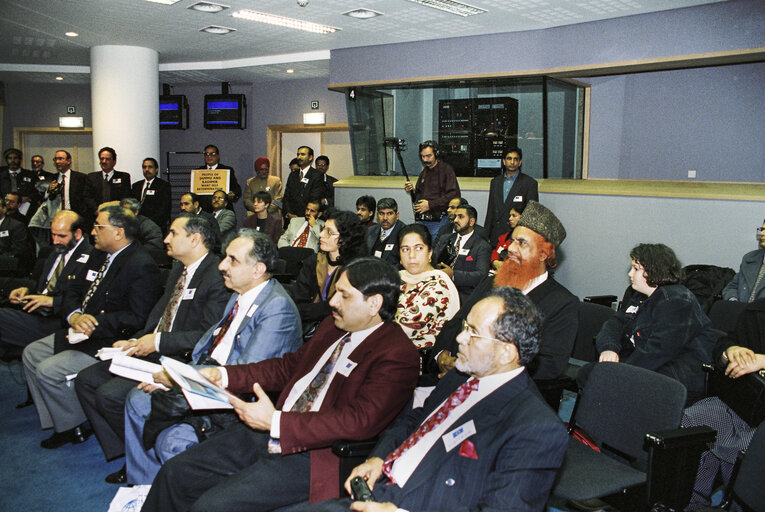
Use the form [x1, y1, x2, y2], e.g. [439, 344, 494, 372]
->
[266, 124, 352, 183]
[13, 127, 94, 173]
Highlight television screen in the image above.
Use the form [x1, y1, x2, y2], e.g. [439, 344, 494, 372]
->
[204, 94, 246, 130]
[159, 95, 188, 130]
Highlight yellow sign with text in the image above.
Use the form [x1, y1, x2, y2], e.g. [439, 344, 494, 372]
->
[191, 169, 230, 195]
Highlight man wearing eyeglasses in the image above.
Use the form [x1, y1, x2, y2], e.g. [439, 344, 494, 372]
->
[722, 219, 765, 303]
[196, 144, 241, 214]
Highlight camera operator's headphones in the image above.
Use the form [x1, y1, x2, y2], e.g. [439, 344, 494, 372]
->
[418, 140, 440, 159]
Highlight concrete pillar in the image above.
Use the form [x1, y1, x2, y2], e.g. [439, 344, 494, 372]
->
[90, 46, 159, 184]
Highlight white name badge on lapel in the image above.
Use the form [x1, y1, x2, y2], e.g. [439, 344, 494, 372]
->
[373, 250, 382, 258]
[300, 177, 309, 184]
[0, 230, 8, 238]
[458, 248, 470, 256]
[76, 253, 90, 263]
[146, 189, 156, 196]
[265, 186, 271, 192]
[113, 178, 122, 184]
[337, 359, 358, 377]
[183, 288, 196, 300]
[86, 269, 98, 281]
[247, 303, 258, 317]
[23, 176, 31, 182]
[626, 305, 639, 314]
[442, 419, 477, 452]
[384, 243, 395, 251]
[513, 195, 523, 202]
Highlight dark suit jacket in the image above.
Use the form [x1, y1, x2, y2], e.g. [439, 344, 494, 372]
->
[318, 174, 338, 207]
[484, 172, 539, 245]
[196, 210, 222, 252]
[48, 170, 89, 222]
[84, 170, 133, 215]
[0, 215, 35, 275]
[196, 164, 241, 213]
[434, 223, 489, 257]
[225, 318, 420, 503]
[137, 252, 229, 357]
[444, 232, 492, 301]
[136, 215, 164, 251]
[242, 213, 283, 245]
[366, 220, 406, 267]
[722, 248, 765, 302]
[0, 167, 39, 201]
[34, 238, 95, 315]
[54, 242, 162, 355]
[132, 178, 171, 231]
[283, 167, 324, 218]
[369, 369, 568, 511]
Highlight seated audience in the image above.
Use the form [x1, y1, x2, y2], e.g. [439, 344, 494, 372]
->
[722, 218, 765, 302]
[433, 197, 489, 250]
[491, 203, 526, 270]
[356, 195, 376, 233]
[119, 197, 163, 251]
[278, 200, 323, 251]
[140, 257, 420, 511]
[292, 210, 367, 327]
[210, 189, 237, 242]
[5, 192, 29, 224]
[243, 157, 283, 217]
[585, 243, 716, 405]
[242, 190, 283, 244]
[365, 197, 406, 267]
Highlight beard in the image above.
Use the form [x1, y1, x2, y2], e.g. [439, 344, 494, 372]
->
[53, 237, 77, 254]
[494, 255, 543, 291]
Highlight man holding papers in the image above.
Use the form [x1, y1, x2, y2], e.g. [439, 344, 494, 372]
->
[123, 229, 302, 485]
[74, 214, 228, 474]
[141, 257, 420, 512]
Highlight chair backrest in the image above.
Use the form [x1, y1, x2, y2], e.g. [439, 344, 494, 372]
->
[732, 421, 765, 512]
[572, 302, 613, 362]
[707, 299, 747, 335]
[574, 362, 687, 461]
[278, 246, 315, 277]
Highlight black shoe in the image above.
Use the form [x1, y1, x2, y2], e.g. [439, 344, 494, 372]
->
[40, 425, 92, 449]
[15, 397, 33, 409]
[72, 425, 92, 445]
[105, 465, 127, 485]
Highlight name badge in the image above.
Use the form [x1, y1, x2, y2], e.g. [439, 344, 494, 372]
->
[23, 176, 31, 182]
[0, 230, 8, 238]
[300, 177, 309, 184]
[113, 178, 121, 184]
[513, 195, 523, 202]
[265, 187, 271, 192]
[247, 303, 258, 317]
[76, 253, 90, 263]
[373, 250, 382, 258]
[183, 288, 196, 300]
[442, 419, 477, 452]
[384, 243, 395, 251]
[458, 248, 470, 256]
[337, 359, 358, 377]
[86, 269, 98, 281]
[146, 189, 156, 196]
[213, 327, 222, 336]
[626, 305, 639, 314]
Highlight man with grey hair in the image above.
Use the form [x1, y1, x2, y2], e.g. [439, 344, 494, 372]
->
[365, 197, 406, 267]
[122, 229, 303, 485]
[22, 205, 162, 449]
[120, 197, 163, 251]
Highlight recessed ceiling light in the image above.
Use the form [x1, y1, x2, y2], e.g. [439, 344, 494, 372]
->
[55, 76, 63, 81]
[405, 0, 485, 17]
[342, 9, 383, 19]
[65, 31, 79, 37]
[200, 25, 235, 34]
[231, 9, 339, 34]
[144, 0, 182, 5]
[286, 68, 294, 74]
[188, 2, 228, 13]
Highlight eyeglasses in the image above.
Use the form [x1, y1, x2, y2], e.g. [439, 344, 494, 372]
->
[321, 228, 339, 238]
[461, 320, 502, 343]
[204, 152, 218, 156]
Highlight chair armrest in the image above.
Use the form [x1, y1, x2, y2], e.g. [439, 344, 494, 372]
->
[332, 439, 378, 458]
[583, 295, 617, 307]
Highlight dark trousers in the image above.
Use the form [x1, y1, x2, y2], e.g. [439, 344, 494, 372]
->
[142, 422, 311, 512]
[0, 307, 61, 346]
[74, 359, 136, 460]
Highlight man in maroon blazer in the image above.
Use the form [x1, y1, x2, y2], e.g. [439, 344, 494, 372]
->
[141, 257, 420, 512]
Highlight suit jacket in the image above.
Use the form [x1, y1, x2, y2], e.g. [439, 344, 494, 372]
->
[196, 209, 222, 252]
[282, 167, 324, 218]
[242, 213, 283, 245]
[278, 216, 324, 252]
[137, 252, 229, 357]
[434, 223, 489, 258]
[192, 278, 302, 365]
[136, 215, 164, 251]
[132, 178, 171, 231]
[34, 238, 95, 315]
[369, 370, 568, 512]
[225, 318, 420, 503]
[243, 175, 283, 216]
[366, 220, 406, 267]
[0, 167, 39, 201]
[444, 232, 492, 301]
[54, 242, 162, 355]
[484, 172, 539, 245]
[212, 208, 237, 241]
[48, 170, 89, 222]
[197, 164, 241, 213]
[0, 215, 35, 275]
[318, 174, 338, 207]
[722, 248, 765, 302]
[84, 170, 133, 215]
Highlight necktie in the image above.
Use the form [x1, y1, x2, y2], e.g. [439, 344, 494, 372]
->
[293, 223, 311, 248]
[208, 300, 240, 352]
[46, 254, 66, 293]
[450, 235, 462, 269]
[291, 333, 352, 412]
[140, 182, 148, 203]
[156, 269, 187, 332]
[60, 175, 67, 209]
[9, 171, 18, 193]
[102, 173, 110, 201]
[81, 258, 109, 311]
[749, 261, 765, 302]
[382, 378, 479, 484]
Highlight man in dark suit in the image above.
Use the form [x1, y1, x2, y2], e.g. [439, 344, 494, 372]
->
[22, 205, 162, 449]
[196, 144, 241, 213]
[211, 189, 237, 242]
[83, 147, 132, 221]
[5, 192, 29, 224]
[119, 197, 164, 251]
[315, 155, 338, 207]
[365, 197, 405, 267]
[36, 150, 89, 227]
[435, 204, 491, 303]
[131, 157, 171, 232]
[141, 257, 420, 512]
[484, 146, 539, 246]
[0, 210, 93, 347]
[434, 197, 489, 249]
[0, 147, 39, 204]
[303, 287, 568, 512]
[75, 214, 229, 476]
[283, 145, 324, 220]
[0, 194, 35, 277]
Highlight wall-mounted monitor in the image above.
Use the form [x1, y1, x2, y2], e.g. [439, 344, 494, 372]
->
[159, 94, 189, 130]
[204, 94, 247, 130]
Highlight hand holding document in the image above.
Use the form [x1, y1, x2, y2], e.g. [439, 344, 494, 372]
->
[108, 355, 168, 390]
[159, 357, 234, 410]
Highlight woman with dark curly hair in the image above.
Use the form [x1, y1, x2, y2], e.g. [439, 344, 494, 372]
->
[291, 210, 367, 327]
[586, 243, 716, 404]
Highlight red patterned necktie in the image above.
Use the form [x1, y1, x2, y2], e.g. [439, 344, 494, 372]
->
[208, 300, 239, 352]
[382, 378, 479, 484]
[293, 223, 311, 248]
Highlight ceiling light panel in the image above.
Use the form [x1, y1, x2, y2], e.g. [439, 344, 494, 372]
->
[231, 9, 340, 34]
[144, 0, 182, 4]
[405, 0, 486, 17]
[342, 9, 383, 19]
[188, 2, 229, 13]
[200, 25, 235, 34]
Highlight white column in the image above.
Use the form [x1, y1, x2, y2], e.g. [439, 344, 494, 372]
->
[90, 45, 159, 184]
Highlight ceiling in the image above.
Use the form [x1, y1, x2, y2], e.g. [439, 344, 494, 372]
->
[0, 0, 724, 85]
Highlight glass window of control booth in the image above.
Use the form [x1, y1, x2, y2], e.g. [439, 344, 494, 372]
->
[345, 77, 585, 179]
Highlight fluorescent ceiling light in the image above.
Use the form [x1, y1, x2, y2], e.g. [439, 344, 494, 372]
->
[59, 116, 84, 128]
[405, 0, 485, 17]
[231, 9, 339, 34]
[342, 9, 383, 19]
[200, 25, 235, 34]
[65, 31, 79, 37]
[286, 68, 294, 74]
[303, 112, 326, 125]
[145, 0, 181, 4]
[55, 76, 64, 81]
[189, 2, 228, 13]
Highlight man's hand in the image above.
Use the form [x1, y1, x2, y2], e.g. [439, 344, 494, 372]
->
[227, 191, 236, 201]
[437, 351, 457, 379]
[137, 381, 164, 393]
[414, 199, 430, 214]
[437, 263, 454, 279]
[307, 214, 317, 227]
[70, 313, 99, 336]
[151, 369, 174, 389]
[120, 334, 157, 357]
[345, 457, 384, 494]
[404, 181, 414, 193]
[350, 503, 397, 512]
[113, 339, 131, 349]
[20, 294, 53, 312]
[48, 180, 60, 194]
[599, 350, 620, 363]
[199, 367, 223, 388]
[230, 383, 275, 431]
[9, 286, 29, 304]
